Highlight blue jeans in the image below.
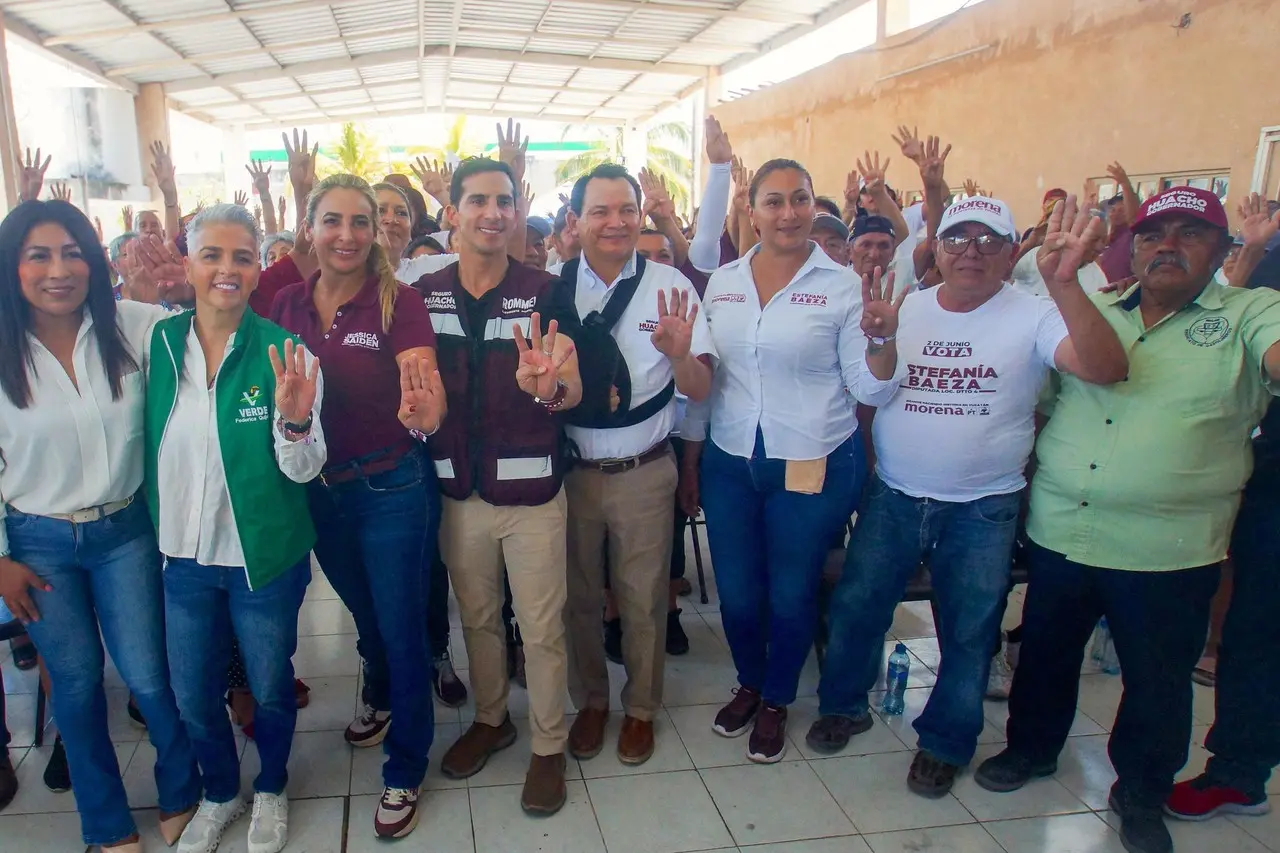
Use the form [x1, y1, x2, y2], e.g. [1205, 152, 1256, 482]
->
[5, 499, 201, 845]
[1205, 481, 1280, 798]
[700, 432, 863, 706]
[164, 556, 309, 802]
[1007, 542, 1218, 807]
[819, 475, 1020, 766]
[309, 447, 438, 789]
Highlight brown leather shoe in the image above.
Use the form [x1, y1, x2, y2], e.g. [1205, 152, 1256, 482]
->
[569, 708, 609, 760]
[521, 752, 568, 816]
[617, 716, 655, 766]
[440, 716, 518, 779]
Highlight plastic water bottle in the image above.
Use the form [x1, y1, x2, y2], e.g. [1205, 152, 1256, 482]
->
[881, 643, 910, 716]
[1090, 617, 1110, 665]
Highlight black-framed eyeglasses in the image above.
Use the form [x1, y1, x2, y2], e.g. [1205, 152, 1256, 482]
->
[939, 233, 1010, 255]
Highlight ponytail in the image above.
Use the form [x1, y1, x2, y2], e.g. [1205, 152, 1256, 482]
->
[367, 240, 399, 334]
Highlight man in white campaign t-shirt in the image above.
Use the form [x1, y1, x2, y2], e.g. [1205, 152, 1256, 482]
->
[807, 195, 1128, 798]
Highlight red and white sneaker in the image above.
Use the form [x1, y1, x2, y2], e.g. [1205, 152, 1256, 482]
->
[1165, 774, 1270, 821]
[345, 703, 391, 747]
[374, 787, 420, 838]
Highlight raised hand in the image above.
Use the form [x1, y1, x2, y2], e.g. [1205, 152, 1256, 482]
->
[93, 216, 104, 242]
[729, 155, 744, 188]
[410, 156, 448, 200]
[245, 159, 272, 196]
[49, 181, 72, 203]
[121, 204, 134, 231]
[513, 312, 575, 400]
[732, 168, 753, 214]
[233, 190, 249, 208]
[283, 128, 319, 198]
[918, 135, 951, 190]
[135, 233, 187, 285]
[860, 266, 906, 340]
[269, 338, 320, 426]
[857, 150, 891, 196]
[963, 178, 980, 198]
[397, 355, 447, 434]
[252, 204, 263, 227]
[844, 170, 861, 209]
[519, 181, 535, 217]
[278, 195, 288, 226]
[0, 556, 51, 623]
[496, 119, 528, 183]
[18, 148, 52, 202]
[639, 168, 675, 225]
[1037, 195, 1107, 288]
[149, 141, 178, 200]
[652, 287, 698, 360]
[1082, 179, 1100, 211]
[705, 115, 733, 164]
[1105, 161, 1131, 190]
[1238, 192, 1280, 248]
[891, 125, 924, 163]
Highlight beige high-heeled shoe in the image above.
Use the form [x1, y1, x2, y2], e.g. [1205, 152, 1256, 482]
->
[159, 805, 197, 846]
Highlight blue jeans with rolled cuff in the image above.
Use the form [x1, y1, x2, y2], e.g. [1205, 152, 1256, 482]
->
[700, 430, 864, 707]
[308, 446, 438, 789]
[5, 499, 201, 846]
[164, 556, 309, 802]
[818, 475, 1021, 766]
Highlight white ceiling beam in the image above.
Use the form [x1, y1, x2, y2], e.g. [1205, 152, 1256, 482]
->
[3, 16, 137, 93]
[44, 0, 811, 47]
[440, 0, 467, 112]
[451, 47, 704, 77]
[233, 104, 623, 131]
[456, 26, 758, 52]
[632, 78, 704, 123]
[719, 0, 873, 75]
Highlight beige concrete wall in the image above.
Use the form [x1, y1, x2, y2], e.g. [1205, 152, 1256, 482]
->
[712, 0, 1280, 229]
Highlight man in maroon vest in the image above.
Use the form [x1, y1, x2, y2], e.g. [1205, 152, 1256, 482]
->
[410, 158, 583, 815]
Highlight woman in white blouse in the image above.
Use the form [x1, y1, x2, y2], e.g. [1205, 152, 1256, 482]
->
[0, 200, 199, 851]
[685, 159, 905, 764]
[144, 204, 324, 853]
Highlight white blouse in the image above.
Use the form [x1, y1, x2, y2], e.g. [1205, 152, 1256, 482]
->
[0, 301, 168, 553]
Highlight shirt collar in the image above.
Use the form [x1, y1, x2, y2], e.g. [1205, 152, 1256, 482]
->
[579, 251, 638, 288]
[738, 240, 845, 280]
[302, 270, 382, 308]
[1113, 280, 1225, 312]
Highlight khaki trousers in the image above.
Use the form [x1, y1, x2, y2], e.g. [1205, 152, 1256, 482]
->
[440, 489, 569, 756]
[564, 452, 678, 721]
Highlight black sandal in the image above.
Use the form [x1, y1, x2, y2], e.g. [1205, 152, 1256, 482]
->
[10, 638, 37, 672]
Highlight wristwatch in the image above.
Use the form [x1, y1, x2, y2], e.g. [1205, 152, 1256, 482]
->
[279, 414, 313, 442]
[535, 380, 568, 411]
[867, 334, 896, 346]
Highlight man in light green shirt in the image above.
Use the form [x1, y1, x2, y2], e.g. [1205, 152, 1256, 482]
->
[976, 187, 1280, 853]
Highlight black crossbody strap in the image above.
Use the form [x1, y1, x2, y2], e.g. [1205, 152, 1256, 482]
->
[597, 255, 648, 330]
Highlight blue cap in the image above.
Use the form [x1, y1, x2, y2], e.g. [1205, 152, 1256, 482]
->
[526, 215, 553, 239]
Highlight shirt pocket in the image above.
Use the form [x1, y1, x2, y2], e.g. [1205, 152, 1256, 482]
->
[1160, 338, 1239, 418]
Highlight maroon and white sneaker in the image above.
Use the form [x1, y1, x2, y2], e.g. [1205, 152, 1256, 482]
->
[374, 787, 420, 838]
[712, 686, 762, 738]
[1166, 774, 1270, 821]
[345, 703, 391, 747]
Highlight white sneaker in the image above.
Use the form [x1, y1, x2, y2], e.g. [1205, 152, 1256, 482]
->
[985, 649, 1014, 701]
[177, 796, 247, 853]
[247, 792, 289, 853]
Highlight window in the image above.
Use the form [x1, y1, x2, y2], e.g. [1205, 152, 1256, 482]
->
[1091, 170, 1229, 204]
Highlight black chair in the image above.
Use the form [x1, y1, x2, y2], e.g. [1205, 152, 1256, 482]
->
[0, 620, 49, 746]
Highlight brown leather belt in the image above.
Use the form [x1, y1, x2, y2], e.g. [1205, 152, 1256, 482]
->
[320, 438, 416, 485]
[575, 441, 669, 475]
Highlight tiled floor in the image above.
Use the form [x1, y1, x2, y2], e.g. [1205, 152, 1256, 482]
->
[2, 535, 1275, 853]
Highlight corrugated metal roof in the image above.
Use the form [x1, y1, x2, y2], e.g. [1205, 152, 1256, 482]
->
[0, 0, 854, 124]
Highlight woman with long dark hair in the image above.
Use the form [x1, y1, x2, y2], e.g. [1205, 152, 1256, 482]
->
[0, 200, 200, 851]
[270, 174, 446, 839]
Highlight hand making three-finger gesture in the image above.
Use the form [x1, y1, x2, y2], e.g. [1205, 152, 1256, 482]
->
[1036, 194, 1106, 290]
[269, 339, 321, 432]
[652, 287, 698, 361]
[397, 356, 448, 435]
[513, 312, 575, 401]
[860, 266, 907, 342]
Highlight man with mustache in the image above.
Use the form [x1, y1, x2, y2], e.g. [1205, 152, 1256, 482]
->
[977, 187, 1280, 853]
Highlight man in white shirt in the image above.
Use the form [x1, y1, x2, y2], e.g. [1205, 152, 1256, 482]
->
[807, 196, 1128, 797]
[559, 164, 715, 768]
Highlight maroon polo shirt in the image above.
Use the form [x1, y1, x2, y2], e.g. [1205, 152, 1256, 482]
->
[252, 255, 302, 317]
[1097, 225, 1134, 284]
[270, 273, 437, 466]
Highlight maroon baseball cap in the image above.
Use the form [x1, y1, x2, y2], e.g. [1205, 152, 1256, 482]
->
[1043, 188, 1068, 203]
[1132, 186, 1228, 232]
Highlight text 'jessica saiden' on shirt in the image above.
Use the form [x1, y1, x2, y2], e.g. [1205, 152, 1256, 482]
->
[872, 284, 1068, 502]
[693, 243, 898, 461]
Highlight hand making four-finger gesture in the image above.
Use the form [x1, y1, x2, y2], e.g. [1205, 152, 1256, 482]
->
[918, 135, 952, 191]
[857, 150, 891, 197]
[49, 181, 72, 203]
[18, 148, 52, 203]
[246, 159, 273, 197]
[1238, 192, 1280, 248]
[269, 339, 320, 431]
[891, 125, 925, 164]
[496, 119, 529, 184]
[283, 128, 319, 199]
[652, 287, 698, 361]
[860, 266, 907, 341]
[398, 356, 448, 434]
[513, 312, 575, 401]
[1036, 194, 1106, 289]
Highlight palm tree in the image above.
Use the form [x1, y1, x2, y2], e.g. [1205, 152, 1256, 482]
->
[404, 116, 485, 166]
[319, 122, 385, 181]
[555, 122, 694, 216]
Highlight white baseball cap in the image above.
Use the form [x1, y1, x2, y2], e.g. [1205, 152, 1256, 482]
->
[939, 197, 1018, 240]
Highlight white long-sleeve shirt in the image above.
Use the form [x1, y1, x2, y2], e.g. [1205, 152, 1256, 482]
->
[694, 243, 898, 460]
[0, 301, 170, 554]
[156, 325, 326, 569]
[690, 163, 732, 273]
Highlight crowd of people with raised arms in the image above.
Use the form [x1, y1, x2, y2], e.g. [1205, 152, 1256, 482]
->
[1, 112, 1278, 853]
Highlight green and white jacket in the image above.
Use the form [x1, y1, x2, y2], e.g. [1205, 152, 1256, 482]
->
[144, 309, 325, 590]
